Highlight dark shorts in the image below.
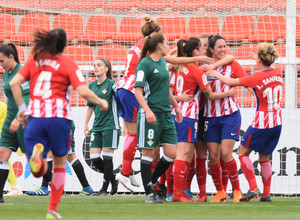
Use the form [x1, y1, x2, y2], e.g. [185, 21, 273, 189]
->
[241, 125, 282, 155]
[25, 117, 72, 158]
[173, 116, 198, 143]
[115, 89, 139, 123]
[204, 110, 241, 143]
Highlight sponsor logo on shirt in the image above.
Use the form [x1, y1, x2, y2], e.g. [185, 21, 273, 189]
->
[154, 68, 159, 73]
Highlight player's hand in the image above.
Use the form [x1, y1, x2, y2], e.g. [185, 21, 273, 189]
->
[228, 87, 236, 97]
[145, 109, 156, 125]
[196, 56, 214, 64]
[168, 64, 178, 72]
[206, 70, 219, 77]
[250, 52, 257, 60]
[180, 90, 194, 102]
[174, 107, 183, 123]
[84, 125, 90, 137]
[17, 111, 27, 129]
[9, 119, 20, 133]
[200, 64, 212, 72]
[99, 99, 109, 111]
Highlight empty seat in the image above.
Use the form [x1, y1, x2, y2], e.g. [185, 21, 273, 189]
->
[2, 0, 39, 11]
[111, 13, 145, 42]
[97, 44, 127, 64]
[64, 45, 93, 64]
[274, 44, 300, 73]
[53, 14, 83, 42]
[103, 0, 141, 11]
[137, 0, 175, 11]
[70, 90, 86, 107]
[171, 0, 209, 11]
[0, 14, 15, 41]
[249, 14, 286, 42]
[221, 14, 254, 42]
[15, 45, 25, 62]
[243, 89, 256, 107]
[205, 0, 243, 11]
[239, 0, 273, 11]
[182, 13, 219, 39]
[157, 13, 185, 41]
[234, 44, 258, 73]
[11, 14, 50, 43]
[68, 0, 105, 11]
[81, 15, 117, 43]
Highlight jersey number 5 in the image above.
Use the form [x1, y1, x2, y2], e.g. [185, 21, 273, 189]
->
[33, 71, 52, 99]
[263, 85, 282, 111]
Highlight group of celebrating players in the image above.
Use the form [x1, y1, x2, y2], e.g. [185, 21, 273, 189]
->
[0, 15, 282, 219]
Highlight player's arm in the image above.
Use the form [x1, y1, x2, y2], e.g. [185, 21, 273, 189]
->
[84, 106, 93, 137]
[202, 86, 236, 101]
[135, 87, 156, 125]
[170, 89, 183, 123]
[206, 70, 241, 86]
[165, 55, 214, 65]
[201, 55, 234, 71]
[76, 85, 108, 111]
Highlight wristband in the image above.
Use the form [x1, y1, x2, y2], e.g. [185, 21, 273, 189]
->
[18, 103, 26, 112]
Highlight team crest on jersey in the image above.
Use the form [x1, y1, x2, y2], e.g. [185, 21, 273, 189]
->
[102, 89, 107, 94]
[147, 139, 154, 146]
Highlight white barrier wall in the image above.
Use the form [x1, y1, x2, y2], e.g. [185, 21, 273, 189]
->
[7, 107, 300, 195]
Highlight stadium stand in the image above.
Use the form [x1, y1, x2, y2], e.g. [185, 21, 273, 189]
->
[157, 13, 186, 42]
[171, 0, 209, 11]
[102, 0, 141, 11]
[274, 44, 300, 73]
[11, 13, 50, 43]
[234, 44, 258, 73]
[239, 0, 273, 11]
[68, 0, 105, 11]
[41, 0, 73, 11]
[97, 44, 127, 64]
[80, 15, 117, 43]
[0, 13, 15, 42]
[205, 0, 243, 11]
[64, 45, 93, 64]
[137, 0, 175, 11]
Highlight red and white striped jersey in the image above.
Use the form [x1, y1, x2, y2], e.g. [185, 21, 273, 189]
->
[170, 63, 209, 119]
[19, 54, 85, 119]
[204, 61, 246, 117]
[239, 68, 283, 128]
[117, 39, 144, 93]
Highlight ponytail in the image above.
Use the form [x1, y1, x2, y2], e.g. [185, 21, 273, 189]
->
[0, 43, 20, 63]
[139, 32, 165, 63]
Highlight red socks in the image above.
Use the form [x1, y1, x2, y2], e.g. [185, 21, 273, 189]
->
[185, 158, 195, 190]
[173, 160, 189, 197]
[195, 158, 207, 195]
[260, 160, 272, 196]
[220, 160, 229, 191]
[224, 159, 240, 191]
[121, 134, 137, 176]
[239, 155, 258, 191]
[48, 168, 65, 212]
[209, 162, 224, 191]
[166, 163, 174, 195]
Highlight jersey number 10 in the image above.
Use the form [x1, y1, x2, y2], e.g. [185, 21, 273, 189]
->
[263, 85, 282, 111]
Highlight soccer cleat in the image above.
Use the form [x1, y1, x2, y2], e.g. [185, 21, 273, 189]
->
[116, 173, 136, 192]
[172, 194, 194, 203]
[158, 184, 167, 198]
[46, 210, 62, 219]
[166, 193, 173, 202]
[30, 143, 44, 176]
[145, 193, 163, 204]
[26, 186, 49, 196]
[0, 197, 4, 203]
[240, 189, 261, 202]
[184, 189, 194, 200]
[195, 193, 207, 202]
[260, 195, 272, 202]
[3, 188, 23, 196]
[129, 175, 140, 187]
[110, 178, 119, 195]
[210, 190, 227, 203]
[92, 190, 107, 196]
[80, 186, 93, 196]
[233, 190, 243, 203]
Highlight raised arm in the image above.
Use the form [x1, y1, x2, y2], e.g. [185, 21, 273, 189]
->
[206, 70, 241, 87]
[165, 55, 213, 65]
[202, 86, 236, 101]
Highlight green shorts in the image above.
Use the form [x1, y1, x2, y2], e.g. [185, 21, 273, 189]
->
[0, 118, 26, 153]
[90, 129, 120, 149]
[137, 111, 177, 149]
[68, 121, 76, 154]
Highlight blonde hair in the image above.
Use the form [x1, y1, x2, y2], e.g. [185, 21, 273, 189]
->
[257, 43, 279, 67]
[141, 16, 161, 37]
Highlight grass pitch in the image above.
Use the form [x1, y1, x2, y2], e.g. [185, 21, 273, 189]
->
[0, 195, 300, 220]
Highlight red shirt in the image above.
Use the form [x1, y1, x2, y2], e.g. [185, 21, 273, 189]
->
[19, 54, 85, 119]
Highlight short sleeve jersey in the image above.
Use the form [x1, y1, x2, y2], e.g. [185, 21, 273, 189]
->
[87, 78, 119, 131]
[239, 68, 283, 128]
[170, 63, 209, 119]
[18, 55, 85, 119]
[204, 61, 246, 117]
[4, 63, 30, 121]
[135, 57, 171, 113]
[117, 39, 144, 93]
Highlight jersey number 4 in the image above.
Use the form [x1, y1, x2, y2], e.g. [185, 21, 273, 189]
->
[33, 71, 52, 99]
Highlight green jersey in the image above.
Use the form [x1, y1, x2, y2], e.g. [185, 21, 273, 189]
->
[87, 78, 119, 131]
[3, 63, 29, 121]
[135, 57, 171, 113]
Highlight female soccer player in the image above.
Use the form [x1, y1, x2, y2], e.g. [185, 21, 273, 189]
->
[207, 43, 282, 202]
[170, 38, 236, 202]
[10, 28, 108, 219]
[135, 32, 182, 203]
[84, 58, 119, 196]
[116, 16, 214, 192]
[203, 35, 245, 203]
[0, 44, 29, 203]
